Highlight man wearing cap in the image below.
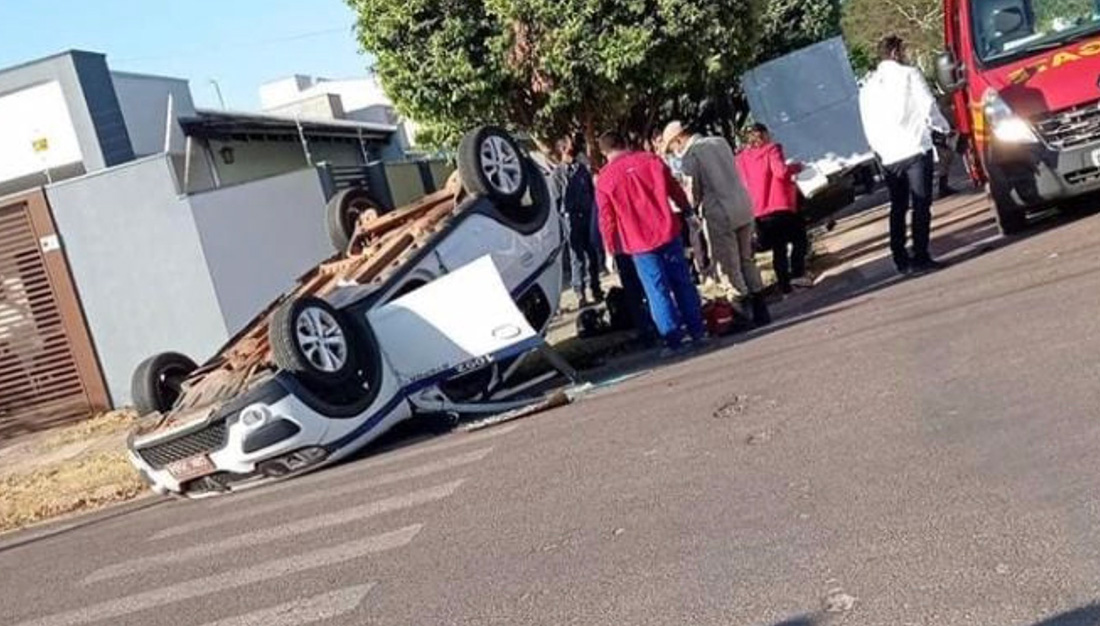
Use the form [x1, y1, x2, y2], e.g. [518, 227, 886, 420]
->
[662, 121, 771, 326]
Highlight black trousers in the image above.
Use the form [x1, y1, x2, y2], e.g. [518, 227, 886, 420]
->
[884, 151, 935, 269]
[613, 254, 658, 341]
[756, 210, 808, 292]
[566, 213, 602, 297]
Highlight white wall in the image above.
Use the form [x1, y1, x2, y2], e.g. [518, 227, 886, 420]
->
[45, 156, 230, 406]
[261, 76, 392, 113]
[0, 81, 84, 185]
[111, 72, 195, 156]
[259, 75, 314, 110]
[188, 167, 333, 333]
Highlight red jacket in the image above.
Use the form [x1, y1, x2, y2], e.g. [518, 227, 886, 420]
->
[735, 143, 800, 218]
[595, 152, 691, 255]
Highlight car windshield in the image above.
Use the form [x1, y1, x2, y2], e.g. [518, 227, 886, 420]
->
[972, 0, 1100, 63]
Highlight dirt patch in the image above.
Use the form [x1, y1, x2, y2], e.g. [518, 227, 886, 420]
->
[0, 450, 145, 533]
[35, 410, 136, 453]
[0, 411, 146, 534]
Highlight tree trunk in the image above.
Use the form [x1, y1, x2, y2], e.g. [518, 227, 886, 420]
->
[582, 109, 601, 171]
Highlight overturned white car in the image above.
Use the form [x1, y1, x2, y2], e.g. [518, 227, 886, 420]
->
[126, 127, 564, 497]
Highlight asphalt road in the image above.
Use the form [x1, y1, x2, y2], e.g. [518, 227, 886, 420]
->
[5, 198, 1100, 626]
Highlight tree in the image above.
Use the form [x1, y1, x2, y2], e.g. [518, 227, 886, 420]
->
[347, 0, 762, 151]
[755, 0, 843, 66]
[842, 0, 944, 72]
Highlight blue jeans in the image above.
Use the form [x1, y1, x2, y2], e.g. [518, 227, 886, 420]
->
[632, 239, 706, 348]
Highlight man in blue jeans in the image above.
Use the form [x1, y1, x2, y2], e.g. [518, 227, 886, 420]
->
[595, 131, 705, 352]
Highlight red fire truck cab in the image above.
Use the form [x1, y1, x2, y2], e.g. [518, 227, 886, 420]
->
[937, 0, 1100, 234]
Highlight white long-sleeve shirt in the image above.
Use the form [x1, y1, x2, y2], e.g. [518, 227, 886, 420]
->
[859, 60, 951, 166]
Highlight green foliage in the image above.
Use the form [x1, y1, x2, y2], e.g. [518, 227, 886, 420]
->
[841, 0, 944, 71]
[755, 0, 843, 65]
[349, 0, 766, 149]
[348, 0, 843, 150]
[847, 42, 877, 79]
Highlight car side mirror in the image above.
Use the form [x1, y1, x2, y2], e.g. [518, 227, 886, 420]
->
[935, 50, 966, 93]
[992, 7, 1026, 35]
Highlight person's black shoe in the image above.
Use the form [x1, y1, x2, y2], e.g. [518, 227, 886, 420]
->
[592, 290, 606, 304]
[938, 176, 957, 199]
[912, 259, 945, 274]
[897, 264, 913, 277]
[750, 293, 772, 327]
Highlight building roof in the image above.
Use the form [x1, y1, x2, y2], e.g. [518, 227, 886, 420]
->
[179, 108, 396, 142]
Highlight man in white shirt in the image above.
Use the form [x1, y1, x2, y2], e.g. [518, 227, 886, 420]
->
[859, 35, 951, 275]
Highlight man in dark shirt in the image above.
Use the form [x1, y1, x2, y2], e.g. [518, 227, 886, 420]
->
[556, 137, 604, 307]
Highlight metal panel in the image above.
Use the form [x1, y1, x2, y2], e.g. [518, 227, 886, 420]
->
[0, 188, 108, 439]
[741, 37, 871, 164]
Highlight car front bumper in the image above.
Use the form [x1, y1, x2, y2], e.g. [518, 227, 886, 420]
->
[988, 139, 1100, 209]
[128, 376, 351, 496]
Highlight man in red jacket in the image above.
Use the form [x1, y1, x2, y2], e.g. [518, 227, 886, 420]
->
[735, 124, 812, 294]
[595, 131, 705, 352]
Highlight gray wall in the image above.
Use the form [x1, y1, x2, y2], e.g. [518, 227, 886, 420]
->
[189, 167, 332, 333]
[111, 72, 195, 156]
[46, 156, 229, 406]
[70, 52, 134, 167]
[204, 138, 363, 189]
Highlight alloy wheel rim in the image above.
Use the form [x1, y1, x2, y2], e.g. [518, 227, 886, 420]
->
[479, 136, 523, 195]
[295, 307, 348, 372]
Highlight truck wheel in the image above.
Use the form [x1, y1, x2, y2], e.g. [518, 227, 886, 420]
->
[132, 352, 197, 415]
[989, 179, 1027, 235]
[458, 126, 529, 206]
[327, 188, 381, 252]
[270, 296, 358, 388]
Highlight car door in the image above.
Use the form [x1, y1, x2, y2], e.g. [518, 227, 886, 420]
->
[366, 255, 540, 391]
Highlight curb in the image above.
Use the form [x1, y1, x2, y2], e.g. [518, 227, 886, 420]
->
[0, 493, 164, 553]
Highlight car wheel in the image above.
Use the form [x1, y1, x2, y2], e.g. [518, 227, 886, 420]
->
[989, 178, 1027, 235]
[270, 296, 358, 388]
[132, 352, 198, 415]
[458, 126, 529, 206]
[327, 188, 381, 252]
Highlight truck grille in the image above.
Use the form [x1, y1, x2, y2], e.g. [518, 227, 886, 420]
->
[135, 422, 228, 469]
[1035, 102, 1100, 150]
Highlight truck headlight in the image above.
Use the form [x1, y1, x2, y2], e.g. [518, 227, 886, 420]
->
[984, 89, 1039, 144]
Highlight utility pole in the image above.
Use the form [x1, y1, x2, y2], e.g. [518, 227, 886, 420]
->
[209, 79, 227, 110]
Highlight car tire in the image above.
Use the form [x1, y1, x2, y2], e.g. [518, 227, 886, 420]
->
[270, 296, 358, 388]
[989, 178, 1027, 235]
[327, 188, 381, 252]
[132, 352, 198, 415]
[457, 126, 529, 206]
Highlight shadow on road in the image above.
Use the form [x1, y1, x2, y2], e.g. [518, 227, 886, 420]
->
[768, 616, 820, 626]
[1028, 604, 1100, 626]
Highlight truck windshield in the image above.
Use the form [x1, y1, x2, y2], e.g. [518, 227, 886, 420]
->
[973, 0, 1100, 64]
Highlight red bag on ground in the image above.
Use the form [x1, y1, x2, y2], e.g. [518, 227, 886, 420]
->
[702, 298, 737, 337]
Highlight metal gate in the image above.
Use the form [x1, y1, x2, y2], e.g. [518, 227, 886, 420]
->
[0, 189, 108, 439]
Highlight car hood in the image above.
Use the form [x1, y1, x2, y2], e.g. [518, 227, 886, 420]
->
[983, 36, 1100, 117]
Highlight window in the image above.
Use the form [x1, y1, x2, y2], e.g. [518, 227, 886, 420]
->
[972, 0, 1100, 64]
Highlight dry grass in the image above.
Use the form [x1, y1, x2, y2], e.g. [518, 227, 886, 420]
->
[0, 410, 148, 534]
[0, 450, 146, 533]
[36, 410, 137, 453]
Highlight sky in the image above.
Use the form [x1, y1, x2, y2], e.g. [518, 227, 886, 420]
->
[0, 0, 370, 110]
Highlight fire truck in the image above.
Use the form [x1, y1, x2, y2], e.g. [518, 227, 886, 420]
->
[937, 0, 1100, 234]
